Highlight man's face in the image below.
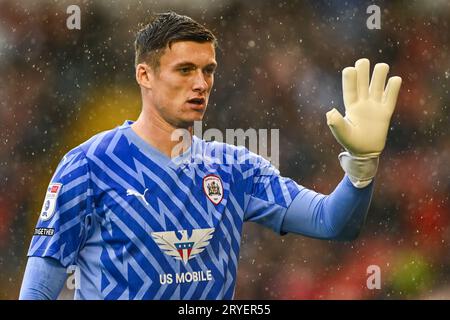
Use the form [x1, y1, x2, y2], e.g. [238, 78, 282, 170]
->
[147, 41, 217, 128]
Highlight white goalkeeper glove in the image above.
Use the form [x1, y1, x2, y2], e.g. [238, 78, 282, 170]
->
[326, 58, 402, 188]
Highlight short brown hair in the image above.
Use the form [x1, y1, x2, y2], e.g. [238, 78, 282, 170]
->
[134, 12, 217, 69]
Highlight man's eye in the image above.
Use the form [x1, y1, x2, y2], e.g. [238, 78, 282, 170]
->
[179, 67, 192, 74]
[204, 68, 216, 75]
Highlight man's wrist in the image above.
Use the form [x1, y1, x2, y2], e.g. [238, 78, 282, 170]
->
[338, 152, 379, 188]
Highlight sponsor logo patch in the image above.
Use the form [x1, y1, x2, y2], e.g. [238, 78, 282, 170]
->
[151, 228, 215, 265]
[39, 182, 62, 221]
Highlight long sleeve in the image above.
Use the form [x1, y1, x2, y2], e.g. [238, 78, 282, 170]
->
[19, 256, 67, 300]
[281, 175, 374, 240]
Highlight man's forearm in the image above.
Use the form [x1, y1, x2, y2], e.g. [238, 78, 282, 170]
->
[19, 256, 67, 300]
[281, 175, 374, 240]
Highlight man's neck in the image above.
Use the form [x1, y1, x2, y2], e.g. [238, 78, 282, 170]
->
[131, 109, 193, 158]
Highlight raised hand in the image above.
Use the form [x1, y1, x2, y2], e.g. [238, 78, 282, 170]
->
[326, 58, 402, 157]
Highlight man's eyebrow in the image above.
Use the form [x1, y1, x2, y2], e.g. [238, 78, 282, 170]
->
[205, 62, 218, 69]
[173, 62, 196, 68]
[173, 61, 217, 68]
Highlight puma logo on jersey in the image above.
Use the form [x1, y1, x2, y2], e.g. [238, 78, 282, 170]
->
[151, 228, 215, 265]
[126, 188, 149, 205]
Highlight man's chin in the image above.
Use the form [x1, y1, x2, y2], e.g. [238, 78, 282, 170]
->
[176, 116, 204, 129]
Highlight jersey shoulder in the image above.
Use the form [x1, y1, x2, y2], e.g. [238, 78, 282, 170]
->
[194, 136, 264, 167]
[67, 123, 127, 160]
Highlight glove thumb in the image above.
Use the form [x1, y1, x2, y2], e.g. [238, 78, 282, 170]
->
[326, 108, 352, 147]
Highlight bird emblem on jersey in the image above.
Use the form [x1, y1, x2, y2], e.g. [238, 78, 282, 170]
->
[151, 228, 215, 265]
[203, 175, 223, 205]
[126, 188, 149, 205]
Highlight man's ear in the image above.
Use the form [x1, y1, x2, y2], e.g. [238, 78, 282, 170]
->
[135, 63, 154, 89]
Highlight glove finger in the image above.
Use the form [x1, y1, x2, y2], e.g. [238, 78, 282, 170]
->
[369, 63, 389, 102]
[342, 67, 357, 107]
[382, 76, 402, 114]
[355, 58, 370, 100]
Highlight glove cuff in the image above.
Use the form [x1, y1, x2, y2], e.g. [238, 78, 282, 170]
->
[338, 152, 379, 188]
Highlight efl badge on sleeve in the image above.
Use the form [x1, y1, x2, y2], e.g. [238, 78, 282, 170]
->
[39, 183, 62, 221]
[203, 174, 223, 205]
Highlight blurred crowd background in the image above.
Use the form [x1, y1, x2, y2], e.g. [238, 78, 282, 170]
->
[0, 0, 449, 299]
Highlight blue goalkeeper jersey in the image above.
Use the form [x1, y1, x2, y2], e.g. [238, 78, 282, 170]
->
[28, 120, 304, 300]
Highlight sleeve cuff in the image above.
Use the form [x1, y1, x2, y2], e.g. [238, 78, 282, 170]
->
[338, 152, 379, 188]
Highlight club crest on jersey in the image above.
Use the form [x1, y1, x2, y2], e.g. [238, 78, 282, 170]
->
[203, 174, 223, 205]
[39, 183, 62, 221]
[151, 228, 215, 265]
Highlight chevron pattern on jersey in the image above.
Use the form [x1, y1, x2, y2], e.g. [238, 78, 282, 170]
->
[28, 121, 303, 299]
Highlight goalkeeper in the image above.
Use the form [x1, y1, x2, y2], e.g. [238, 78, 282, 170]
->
[19, 12, 401, 300]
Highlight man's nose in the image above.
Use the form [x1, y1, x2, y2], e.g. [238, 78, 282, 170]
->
[192, 70, 208, 93]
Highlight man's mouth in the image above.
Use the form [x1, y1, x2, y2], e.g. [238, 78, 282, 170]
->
[187, 97, 205, 105]
[186, 97, 206, 111]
